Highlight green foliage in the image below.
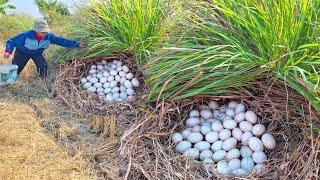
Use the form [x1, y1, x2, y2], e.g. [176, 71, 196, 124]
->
[0, 0, 16, 15]
[34, 0, 70, 22]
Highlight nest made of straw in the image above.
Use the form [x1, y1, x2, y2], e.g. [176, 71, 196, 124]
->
[118, 80, 320, 180]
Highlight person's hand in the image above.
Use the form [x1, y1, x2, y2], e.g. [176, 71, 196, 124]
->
[79, 40, 88, 48]
[3, 52, 11, 59]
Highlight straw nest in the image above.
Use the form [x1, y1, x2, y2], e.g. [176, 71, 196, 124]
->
[118, 80, 320, 180]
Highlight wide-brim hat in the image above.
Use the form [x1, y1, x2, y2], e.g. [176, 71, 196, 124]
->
[33, 20, 50, 32]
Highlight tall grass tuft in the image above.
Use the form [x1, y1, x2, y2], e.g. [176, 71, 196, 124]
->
[144, 0, 320, 112]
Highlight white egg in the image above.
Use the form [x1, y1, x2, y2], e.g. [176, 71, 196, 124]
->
[254, 164, 266, 174]
[219, 105, 227, 113]
[232, 128, 243, 141]
[107, 76, 115, 82]
[80, 78, 87, 84]
[239, 121, 253, 132]
[111, 87, 120, 93]
[223, 119, 237, 130]
[189, 110, 200, 117]
[101, 60, 107, 64]
[117, 61, 122, 67]
[222, 115, 233, 122]
[182, 129, 192, 139]
[206, 118, 216, 123]
[172, 133, 183, 143]
[175, 141, 192, 153]
[120, 77, 127, 84]
[87, 87, 96, 93]
[124, 80, 133, 88]
[248, 137, 264, 151]
[89, 77, 98, 84]
[235, 103, 246, 113]
[104, 88, 112, 94]
[252, 151, 267, 164]
[109, 81, 118, 88]
[116, 66, 122, 72]
[212, 150, 227, 161]
[91, 64, 97, 69]
[86, 75, 92, 81]
[192, 125, 201, 132]
[200, 150, 213, 161]
[226, 149, 240, 161]
[103, 82, 110, 88]
[112, 92, 120, 99]
[183, 148, 200, 159]
[261, 133, 276, 150]
[111, 64, 117, 69]
[97, 65, 104, 70]
[226, 109, 236, 118]
[208, 101, 219, 110]
[97, 73, 104, 79]
[202, 122, 211, 126]
[252, 124, 266, 137]
[98, 92, 105, 96]
[94, 82, 103, 88]
[211, 140, 223, 152]
[219, 129, 231, 140]
[119, 85, 126, 92]
[245, 111, 258, 124]
[222, 137, 237, 151]
[211, 121, 223, 132]
[186, 117, 200, 127]
[96, 87, 104, 94]
[89, 69, 97, 74]
[125, 72, 134, 80]
[200, 110, 213, 119]
[126, 88, 135, 95]
[231, 168, 247, 176]
[194, 141, 211, 151]
[234, 112, 245, 123]
[241, 132, 253, 146]
[100, 77, 108, 83]
[122, 65, 129, 73]
[218, 113, 226, 120]
[200, 118, 206, 125]
[119, 71, 127, 78]
[241, 157, 255, 171]
[217, 161, 230, 175]
[240, 146, 253, 158]
[228, 101, 238, 109]
[187, 132, 203, 143]
[103, 71, 110, 77]
[200, 125, 212, 135]
[213, 110, 220, 118]
[83, 82, 92, 89]
[205, 131, 219, 143]
[112, 60, 118, 64]
[131, 78, 140, 87]
[228, 159, 241, 171]
[203, 158, 214, 168]
[115, 75, 121, 82]
[110, 70, 118, 76]
[104, 65, 111, 70]
[92, 74, 97, 78]
[199, 105, 211, 110]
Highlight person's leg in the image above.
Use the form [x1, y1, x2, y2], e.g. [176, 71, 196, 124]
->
[31, 53, 48, 78]
[12, 50, 31, 75]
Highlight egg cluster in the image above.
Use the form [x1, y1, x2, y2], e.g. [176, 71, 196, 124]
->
[80, 60, 140, 102]
[172, 101, 276, 176]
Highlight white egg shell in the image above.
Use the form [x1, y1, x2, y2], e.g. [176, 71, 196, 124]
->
[104, 88, 111, 94]
[194, 141, 211, 151]
[103, 71, 110, 77]
[239, 121, 253, 132]
[92, 74, 97, 78]
[107, 76, 115, 82]
[120, 92, 128, 99]
[80, 78, 87, 84]
[120, 77, 126, 84]
[241, 157, 255, 171]
[245, 111, 258, 124]
[254, 164, 266, 174]
[94, 82, 103, 88]
[200, 110, 213, 119]
[189, 110, 199, 117]
[187, 132, 203, 143]
[87, 87, 96, 93]
[252, 151, 267, 164]
[89, 69, 97, 74]
[218, 113, 226, 120]
[103, 82, 110, 88]
[222, 116, 233, 122]
[217, 161, 230, 175]
[212, 150, 227, 161]
[131, 78, 140, 87]
[91, 64, 97, 69]
[208, 101, 219, 110]
[261, 133, 276, 150]
[241, 132, 253, 146]
[240, 146, 253, 158]
[226, 149, 240, 161]
[231, 168, 247, 176]
[98, 92, 105, 96]
[110, 70, 118, 76]
[97, 73, 103, 79]
[235, 103, 246, 113]
[219, 129, 231, 141]
[200, 125, 212, 135]
[226, 109, 236, 118]
[117, 61, 122, 67]
[223, 119, 237, 130]
[200, 105, 211, 110]
[126, 72, 134, 80]
[122, 65, 129, 73]
[112, 60, 118, 64]
[116, 66, 122, 72]
[202, 122, 211, 127]
[234, 112, 245, 123]
[248, 137, 264, 151]
[119, 85, 126, 92]
[252, 124, 266, 137]
[186, 117, 200, 127]
[115, 75, 121, 82]
[206, 118, 216, 123]
[203, 158, 214, 168]
[112, 92, 120, 99]
[119, 71, 126, 78]
[213, 110, 220, 118]
[211, 140, 223, 152]
[175, 141, 192, 153]
[222, 137, 237, 151]
[83, 82, 92, 89]
[182, 129, 192, 139]
[199, 118, 206, 125]
[228, 159, 241, 171]
[97, 65, 104, 70]
[96, 87, 104, 94]
[89, 77, 98, 84]
[232, 128, 243, 141]
[126, 88, 135, 95]
[192, 125, 201, 132]
[228, 101, 238, 109]
[124, 80, 133, 88]
[219, 105, 227, 113]
[111, 64, 117, 69]
[211, 121, 224, 132]
[101, 60, 107, 64]
[100, 77, 108, 83]
[111, 87, 120, 93]
[183, 148, 200, 159]
[109, 81, 118, 88]
[172, 133, 183, 143]
[86, 75, 92, 81]
[205, 131, 219, 143]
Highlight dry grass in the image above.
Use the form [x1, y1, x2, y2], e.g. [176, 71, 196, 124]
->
[0, 100, 94, 179]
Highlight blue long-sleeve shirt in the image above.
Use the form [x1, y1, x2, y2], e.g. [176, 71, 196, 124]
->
[5, 30, 80, 55]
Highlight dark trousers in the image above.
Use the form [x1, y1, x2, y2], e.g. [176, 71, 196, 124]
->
[12, 50, 47, 78]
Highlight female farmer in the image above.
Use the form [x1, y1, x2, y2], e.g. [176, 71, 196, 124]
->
[2, 20, 87, 78]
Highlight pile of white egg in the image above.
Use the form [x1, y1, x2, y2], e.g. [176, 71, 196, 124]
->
[80, 59, 140, 102]
[172, 101, 276, 176]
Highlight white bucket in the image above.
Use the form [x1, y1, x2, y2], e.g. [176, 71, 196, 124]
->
[0, 65, 19, 85]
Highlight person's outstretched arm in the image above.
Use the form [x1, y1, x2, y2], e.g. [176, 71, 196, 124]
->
[49, 34, 87, 48]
